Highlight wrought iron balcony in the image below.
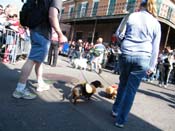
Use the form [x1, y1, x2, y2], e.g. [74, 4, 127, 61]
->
[61, 2, 135, 20]
[60, 2, 175, 27]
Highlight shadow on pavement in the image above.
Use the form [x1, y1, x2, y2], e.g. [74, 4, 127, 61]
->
[0, 62, 162, 131]
[138, 89, 175, 105]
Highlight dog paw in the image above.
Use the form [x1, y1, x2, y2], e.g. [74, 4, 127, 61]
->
[70, 98, 77, 104]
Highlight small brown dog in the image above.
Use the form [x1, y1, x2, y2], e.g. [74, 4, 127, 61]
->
[105, 84, 118, 100]
[71, 80, 103, 104]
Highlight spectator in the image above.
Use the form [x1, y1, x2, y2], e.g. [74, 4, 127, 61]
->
[0, 5, 4, 15]
[90, 37, 106, 74]
[71, 39, 83, 60]
[113, 45, 121, 74]
[0, 4, 6, 26]
[0, 4, 6, 46]
[12, 0, 67, 99]
[111, 32, 117, 46]
[112, 0, 161, 128]
[4, 4, 18, 17]
[158, 46, 174, 87]
[6, 13, 20, 31]
[68, 40, 75, 61]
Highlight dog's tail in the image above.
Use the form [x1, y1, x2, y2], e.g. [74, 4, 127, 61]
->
[67, 91, 72, 99]
[67, 88, 75, 99]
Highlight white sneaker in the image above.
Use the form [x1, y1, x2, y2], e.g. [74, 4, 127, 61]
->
[163, 85, 167, 88]
[158, 84, 162, 87]
[115, 123, 124, 128]
[12, 88, 37, 99]
[111, 110, 118, 117]
[37, 83, 50, 92]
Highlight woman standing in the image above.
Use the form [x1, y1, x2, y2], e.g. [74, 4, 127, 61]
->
[112, 0, 161, 128]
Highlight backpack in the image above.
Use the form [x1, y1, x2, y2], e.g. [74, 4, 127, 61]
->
[20, 0, 48, 29]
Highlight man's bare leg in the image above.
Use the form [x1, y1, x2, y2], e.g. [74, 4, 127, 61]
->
[35, 63, 50, 92]
[13, 59, 37, 99]
[19, 59, 35, 84]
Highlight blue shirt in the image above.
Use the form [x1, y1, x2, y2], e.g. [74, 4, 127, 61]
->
[118, 10, 161, 71]
[94, 43, 106, 53]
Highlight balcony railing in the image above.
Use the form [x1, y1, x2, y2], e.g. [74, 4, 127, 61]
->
[61, 2, 134, 20]
[61, 2, 175, 27]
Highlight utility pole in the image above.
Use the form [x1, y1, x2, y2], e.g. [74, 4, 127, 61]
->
[164, 26, 170, 48]
[91, 19, 97, 43]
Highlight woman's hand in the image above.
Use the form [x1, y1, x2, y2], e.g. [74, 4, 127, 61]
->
[146, 69, 153, 76]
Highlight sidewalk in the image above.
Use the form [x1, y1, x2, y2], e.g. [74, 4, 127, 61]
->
[0, 56, 174, 131]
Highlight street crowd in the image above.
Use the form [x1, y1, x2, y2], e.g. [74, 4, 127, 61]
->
[0, 3, 175, 87]
[0, 4, 31, 64]
[50, 38, 175, 87]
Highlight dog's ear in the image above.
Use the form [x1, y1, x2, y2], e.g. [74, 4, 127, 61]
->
[92, 87, 96, 94]
[91, 80, 101, 88]
[100, 84, 104, 88]
[98, 83, 104, 88]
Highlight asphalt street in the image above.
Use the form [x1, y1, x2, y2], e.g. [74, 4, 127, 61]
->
[0, 55, 175, 131]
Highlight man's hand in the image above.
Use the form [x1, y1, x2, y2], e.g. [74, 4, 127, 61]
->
[59, 34, 68, 43]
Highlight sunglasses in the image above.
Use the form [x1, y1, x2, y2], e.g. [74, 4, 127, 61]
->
[8, 15, 14, 18]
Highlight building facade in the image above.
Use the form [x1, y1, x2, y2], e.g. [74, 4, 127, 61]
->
[60, 0, 175, 50]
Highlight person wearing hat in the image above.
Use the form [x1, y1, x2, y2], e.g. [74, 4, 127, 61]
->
[112, 0, 161, 128]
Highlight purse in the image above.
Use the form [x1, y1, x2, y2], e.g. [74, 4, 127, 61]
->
[115, 13, 130, 44]
[90, 48, 101, 57]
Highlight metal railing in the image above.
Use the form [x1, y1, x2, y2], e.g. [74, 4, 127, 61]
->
[0, 28, 31, 64]
[61, 3, 133, 20]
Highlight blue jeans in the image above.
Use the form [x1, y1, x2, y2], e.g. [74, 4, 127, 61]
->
[114, 60, 120, 73]
[28, 31, 50, 63]
[112, 54, 150, 124]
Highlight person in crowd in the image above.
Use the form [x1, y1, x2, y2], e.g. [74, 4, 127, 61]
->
[4, 4, 18, 17]
[91, 37, 106, 74]
[111, 32, 117, 46]
[71, 39, 83, 61]
[171, 52, 175, 84]
[0, 5, 7, 47]
[0, 5, 4, 16]
[83, 41, 91, 58]
[12, 0, 67, 99]
[1, 12, 20, 63]
[112, 0, 161, 128]
[158, 46, 174, 88]
[86, 42, 94, 64]
[48, 28, 59, 67]
[6, 13, 20, 31]
[68, 40, 75, 62]
[106, 44, 115, 66]
[113, 45, 121, 74]
[0, 4, 6, 26]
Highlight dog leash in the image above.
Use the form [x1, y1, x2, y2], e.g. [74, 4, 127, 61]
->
[67, 70, 88, 100]
[79, 69, 89, 84]
[97, 73, 112, 86]
[80, 68, 112, 87]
